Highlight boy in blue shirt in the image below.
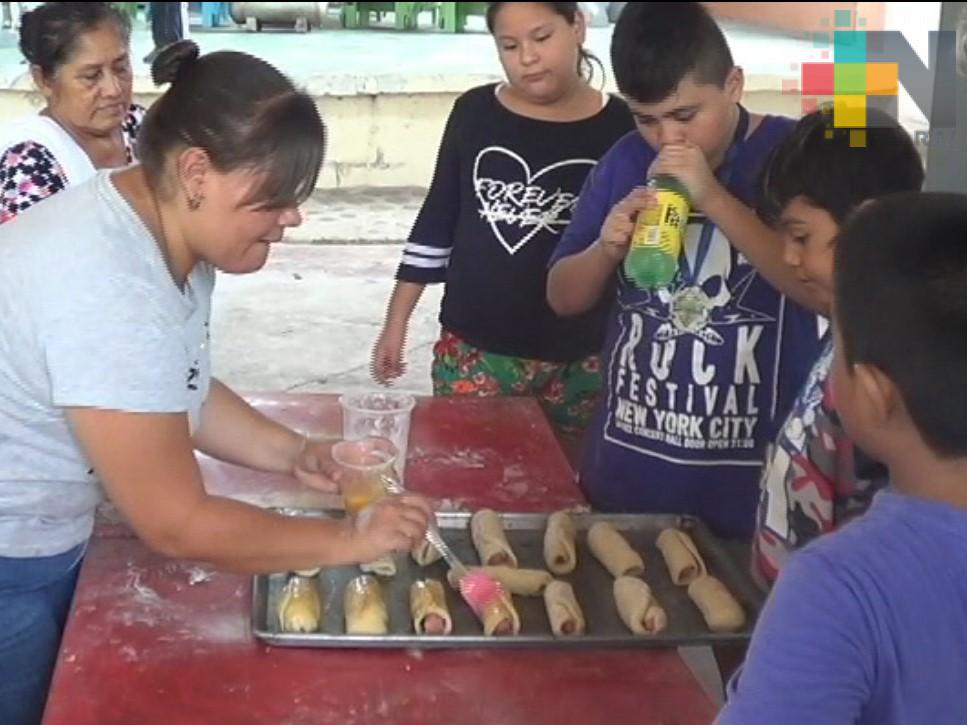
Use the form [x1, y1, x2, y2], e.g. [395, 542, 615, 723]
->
[548, 1, 819, 537]
[720, 192, 967, 724]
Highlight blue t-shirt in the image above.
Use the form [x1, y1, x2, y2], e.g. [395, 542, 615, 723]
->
[720, 490, 967, 725]
[549, 114, 820, 536]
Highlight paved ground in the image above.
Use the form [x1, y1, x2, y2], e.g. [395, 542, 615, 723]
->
[210, 240, 442, 396]
[297, 187, 424, 243]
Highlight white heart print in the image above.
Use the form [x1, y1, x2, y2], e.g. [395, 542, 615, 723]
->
[473, 146, 595, 255]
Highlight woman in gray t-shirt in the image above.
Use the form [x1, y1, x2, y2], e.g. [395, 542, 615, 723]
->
[0, 40, 432, 724]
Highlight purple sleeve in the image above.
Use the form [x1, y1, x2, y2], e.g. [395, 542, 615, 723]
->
[717, 550, 874, 725]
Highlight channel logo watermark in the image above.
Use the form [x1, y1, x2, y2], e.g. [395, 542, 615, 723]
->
[781, 8, 965, 149]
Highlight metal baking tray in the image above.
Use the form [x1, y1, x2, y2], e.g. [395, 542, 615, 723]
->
[252, 510, 765, 649]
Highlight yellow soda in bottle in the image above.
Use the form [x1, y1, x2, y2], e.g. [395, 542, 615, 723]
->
[624, 174, 690, 290]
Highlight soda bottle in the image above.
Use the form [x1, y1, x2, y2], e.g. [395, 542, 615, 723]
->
[623, 174, 691, 290]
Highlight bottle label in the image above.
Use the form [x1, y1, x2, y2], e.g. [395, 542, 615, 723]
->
[630, 189, 689, 256]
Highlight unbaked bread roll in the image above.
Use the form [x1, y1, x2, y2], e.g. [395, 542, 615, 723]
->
[360, 554, 396, 577]
[412, 539, 443, 567]
[446, 566, 552, 597]
[613, 577, 667, 635]
[460, 570, 521, 636]
[688, 575, 745, 633]
[410, 579, 452, 635]
[471, 509, 518, 567]
[543, 580, 585, 636]
[479, 594, 521, 637]
[656, 528, 706, 586]
[589, 522, 644, 578]
[543, 511, 577, 575]
[278, 575, 321, 633]
[344, 575, 388, 635]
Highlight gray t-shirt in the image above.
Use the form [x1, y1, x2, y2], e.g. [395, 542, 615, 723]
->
[0, 170, 213, 557]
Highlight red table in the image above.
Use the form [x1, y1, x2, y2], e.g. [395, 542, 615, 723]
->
[43, 395, 717, 725]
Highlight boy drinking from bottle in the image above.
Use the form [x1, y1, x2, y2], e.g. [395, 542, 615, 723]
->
[547, 1, 820, 537]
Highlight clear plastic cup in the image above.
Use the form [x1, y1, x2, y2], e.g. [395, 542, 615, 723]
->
[331, 437, 397, 514]
[339, 392, 415, 480]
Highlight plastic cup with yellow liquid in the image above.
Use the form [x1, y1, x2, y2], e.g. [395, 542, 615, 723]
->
[331, 437, 398, 514]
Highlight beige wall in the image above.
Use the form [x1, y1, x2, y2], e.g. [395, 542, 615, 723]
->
[315, 91, 457, 188]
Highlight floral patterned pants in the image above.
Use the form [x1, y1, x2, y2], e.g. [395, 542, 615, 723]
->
[431, 330, 602, 438]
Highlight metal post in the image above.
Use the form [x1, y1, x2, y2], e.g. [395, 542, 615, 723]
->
[924, 2, 967, 191]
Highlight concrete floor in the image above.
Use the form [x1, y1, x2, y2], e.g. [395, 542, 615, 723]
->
[210, 241, 442, 396]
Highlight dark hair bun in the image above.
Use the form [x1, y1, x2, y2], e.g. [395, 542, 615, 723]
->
[151, 39, 200, 86]
[18, 6, 41, 65]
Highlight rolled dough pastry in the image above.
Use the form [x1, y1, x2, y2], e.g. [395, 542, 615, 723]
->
[278, 575, 322, 633]
[460, 570, 522, 636]
[543, 580, 585, 636]
[409, 579, 453, 635]
[471, 509, 518, 567]
[687, 575, 745, 633]
[360, 554, 397, 577]
[411, 539, 443, 567]
[480, 594, 521, 637]
[656, 528, 706, 586]
[613, 577, 668, 635]
[446, 566, 552, 596]
[543, 511, 577, 575]
[588, 522, 645, 578]
[344, 575, 389, 635]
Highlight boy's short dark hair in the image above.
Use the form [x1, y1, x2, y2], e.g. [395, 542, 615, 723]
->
[757, 106, 924, 224]
[835, 192, 967, 457]
[611, 2, 733, 104]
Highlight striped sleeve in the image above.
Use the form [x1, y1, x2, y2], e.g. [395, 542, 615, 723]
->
[399, 241, 452, 277]
[396, 98, 463, 284]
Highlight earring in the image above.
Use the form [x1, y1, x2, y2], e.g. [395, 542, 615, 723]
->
[187, 194, 202, 211]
